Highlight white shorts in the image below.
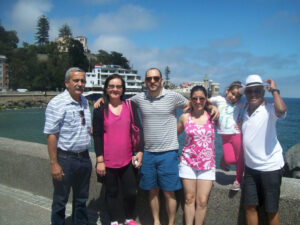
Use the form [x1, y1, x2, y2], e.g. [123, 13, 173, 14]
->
[179, 162, 216, 180]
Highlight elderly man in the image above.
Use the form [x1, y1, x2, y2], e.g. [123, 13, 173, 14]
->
[239, 74, 286, 225]
[44, 67, 92, 225]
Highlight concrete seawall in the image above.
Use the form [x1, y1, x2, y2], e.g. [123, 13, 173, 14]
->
[0, 137, 299, 225]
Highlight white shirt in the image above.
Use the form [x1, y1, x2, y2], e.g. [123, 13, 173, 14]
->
[242, 102, 285, 171]
[210, 96, 245, 134]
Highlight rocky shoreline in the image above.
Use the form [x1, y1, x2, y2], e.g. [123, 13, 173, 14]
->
[0, 99, 96, 110]
[0, 100, 48, 110]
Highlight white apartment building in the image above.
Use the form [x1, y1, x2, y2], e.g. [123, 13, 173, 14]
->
[85, 64, 143, 92]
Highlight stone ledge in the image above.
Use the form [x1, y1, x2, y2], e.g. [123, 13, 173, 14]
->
[0, 137, 299, 225]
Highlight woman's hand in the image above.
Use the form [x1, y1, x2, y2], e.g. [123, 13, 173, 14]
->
[94, 97, 104, 108]
[132, 152, 143, 169]
[96, 162, 106, 176]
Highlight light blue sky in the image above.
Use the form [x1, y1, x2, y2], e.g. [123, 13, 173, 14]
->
[1, 0, 300, 97]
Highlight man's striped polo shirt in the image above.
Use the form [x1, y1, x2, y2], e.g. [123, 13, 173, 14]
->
[43, 90, 91, 152]
[131, 88, 187, 153]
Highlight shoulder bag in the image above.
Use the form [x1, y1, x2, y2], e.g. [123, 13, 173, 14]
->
[125, 99, 141, 153]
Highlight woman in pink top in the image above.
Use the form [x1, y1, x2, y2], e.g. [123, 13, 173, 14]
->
[177, 85, 215, 225]
[93, 74, 144, 225]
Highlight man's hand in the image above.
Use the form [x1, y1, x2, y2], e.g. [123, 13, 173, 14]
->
[51, 162, 64, 181]
[96, 162, 106, 176]
[183, 100, 191, 112]
[133, 152, 143, 169]
[266, 79, 277, 92]
[94, 97, 104, 108]
[207, 104, 219, 121]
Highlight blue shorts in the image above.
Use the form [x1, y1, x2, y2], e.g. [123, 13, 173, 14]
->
[139, 150, 182, 191]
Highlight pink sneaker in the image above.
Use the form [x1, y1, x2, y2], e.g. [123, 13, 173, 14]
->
[230, 181, 241, 191]
[124, 219, 137, 225]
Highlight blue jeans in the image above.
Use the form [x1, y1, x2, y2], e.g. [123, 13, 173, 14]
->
[51, 150, 92, 225]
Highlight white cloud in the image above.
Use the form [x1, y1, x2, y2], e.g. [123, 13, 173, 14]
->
[10, 0, 52, 33]
[90, 4, 156, 34]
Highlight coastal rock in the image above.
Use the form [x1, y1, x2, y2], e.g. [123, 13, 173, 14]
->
[284, 143, 300, 179]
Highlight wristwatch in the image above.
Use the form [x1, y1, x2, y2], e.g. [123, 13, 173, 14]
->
[271, 89, 280, 95]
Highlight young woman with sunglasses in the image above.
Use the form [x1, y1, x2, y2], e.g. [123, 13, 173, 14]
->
[92, 74, 144, 225]
[177, 85, 216, 225]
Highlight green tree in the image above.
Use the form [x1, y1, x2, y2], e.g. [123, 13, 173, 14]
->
[67, 39, 89, 71]
[35, 15, 50, 46]
[96, 50, 129, 68]
[0, 25, 19, 61]
[9, 44, 40, 90]
[97, 50, 111, 65]
[58, 24, 72, 38]
[164, 66, 170, 89]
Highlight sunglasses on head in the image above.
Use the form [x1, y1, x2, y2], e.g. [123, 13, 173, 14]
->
[245, 88, 263, 95]
[107, 84, 123, 89]
[191, 97, 206, 102]
[79, 110, 86, 126]
[145, 76, 161, 82]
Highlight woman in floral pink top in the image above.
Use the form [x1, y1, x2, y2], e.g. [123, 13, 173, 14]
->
[177, 85, 216, 225]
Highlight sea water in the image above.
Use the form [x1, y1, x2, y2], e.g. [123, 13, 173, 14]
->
[0, 98, 299, 169]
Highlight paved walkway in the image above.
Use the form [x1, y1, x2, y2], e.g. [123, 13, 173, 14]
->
[0, 184, 102, 225]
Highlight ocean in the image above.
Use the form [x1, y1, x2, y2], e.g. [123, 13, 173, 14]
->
[0, 97, 299, 169]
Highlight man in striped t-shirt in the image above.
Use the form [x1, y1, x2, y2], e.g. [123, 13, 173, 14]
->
[44, 67, 92, 225]
[131, 68, 188, 225]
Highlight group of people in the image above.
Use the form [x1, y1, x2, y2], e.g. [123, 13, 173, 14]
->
[44, 66, 286, 225]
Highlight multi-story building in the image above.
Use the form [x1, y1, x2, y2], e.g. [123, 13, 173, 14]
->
[85, 64, 143, 93]
[75, 36, 88, 53]
[55, 35, 88, 53]
[0, 55, 9, 91]
[179, 75, 220, 97]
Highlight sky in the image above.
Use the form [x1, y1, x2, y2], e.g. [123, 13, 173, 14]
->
[1, 0, 300, 98]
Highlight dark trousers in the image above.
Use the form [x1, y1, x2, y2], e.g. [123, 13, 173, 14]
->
[51, 150, 92, 225]
[104, 163, 137, 221]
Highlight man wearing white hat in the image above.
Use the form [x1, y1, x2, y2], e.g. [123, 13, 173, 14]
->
[239, 74, 286, 225]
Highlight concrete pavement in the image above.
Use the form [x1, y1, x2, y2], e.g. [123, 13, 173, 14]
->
[0, 184, 101, 225]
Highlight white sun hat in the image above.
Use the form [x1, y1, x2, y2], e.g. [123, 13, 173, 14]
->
[239, 74, 267, 94]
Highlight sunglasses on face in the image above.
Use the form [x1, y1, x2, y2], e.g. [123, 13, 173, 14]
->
[145, 76, 161, 82]
[107, 84, 123, 89]
[79, 110, 86, 126]
[191, 97, 206, 102]
[245, 88, 263, 95]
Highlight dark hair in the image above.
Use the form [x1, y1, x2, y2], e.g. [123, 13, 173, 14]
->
[227, 81, 242, 91]
[145, 68, 162, 78]
[190, 85, 209, 111]
[103, 74, 126, 115]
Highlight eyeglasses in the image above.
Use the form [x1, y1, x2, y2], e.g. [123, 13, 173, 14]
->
[107, 84, 123, 89]
[245, 88, 263, 95]
[145, 76, 161, 82]
[79, 110, 86, 126]
[191, 97, 206, 102]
